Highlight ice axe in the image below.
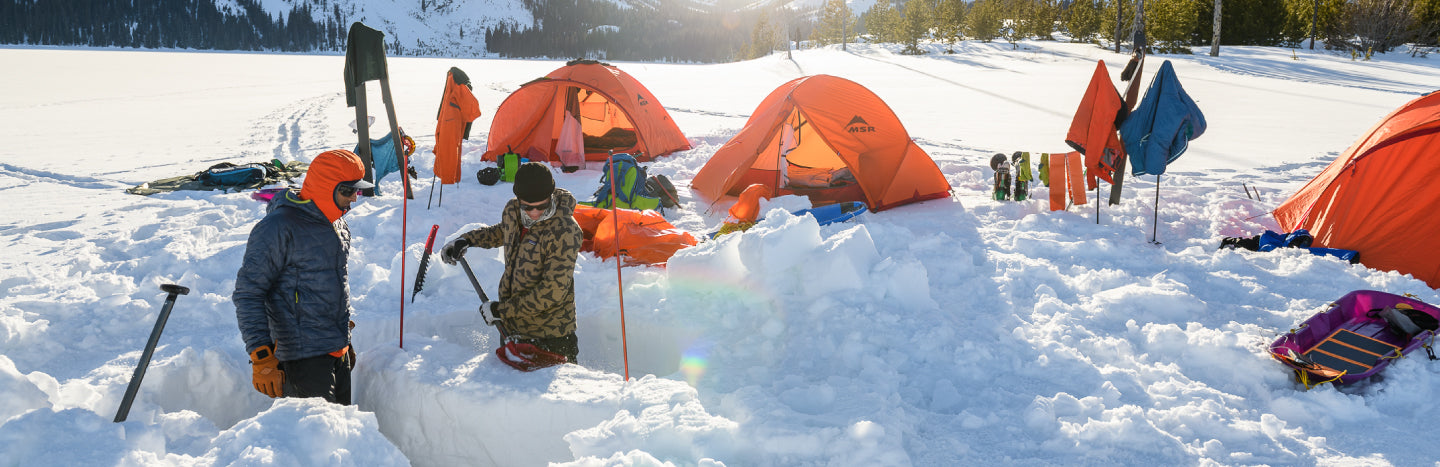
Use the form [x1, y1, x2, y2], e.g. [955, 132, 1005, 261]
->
[114, 283, 189, 423]
[456, 256, 566, 371]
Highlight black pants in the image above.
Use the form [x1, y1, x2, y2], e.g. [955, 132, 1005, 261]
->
[281, 353, 351, 405]
[518, 334, 579, 364]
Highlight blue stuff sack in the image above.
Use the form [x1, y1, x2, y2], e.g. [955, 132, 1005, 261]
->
[198, 162, 273, 186]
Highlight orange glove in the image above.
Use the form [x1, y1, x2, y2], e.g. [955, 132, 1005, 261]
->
[249, 345, 284, 398]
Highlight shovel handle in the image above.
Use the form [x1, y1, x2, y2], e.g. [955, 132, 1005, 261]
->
[457, 256, 490, 303]
[115, 283, 187, 422]
[160, 284, 190, 296]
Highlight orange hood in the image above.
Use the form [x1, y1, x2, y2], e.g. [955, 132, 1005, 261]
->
[299, 150, 367, 222]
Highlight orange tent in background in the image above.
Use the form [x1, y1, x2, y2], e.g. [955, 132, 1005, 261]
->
[1274, 91, 1440, 288]
[691, 75, 950, 212]
[483, 59, 690, 164]
[573, 205, 697, 266]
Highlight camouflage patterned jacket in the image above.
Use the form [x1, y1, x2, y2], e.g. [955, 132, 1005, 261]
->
[459, 189, 582, 339]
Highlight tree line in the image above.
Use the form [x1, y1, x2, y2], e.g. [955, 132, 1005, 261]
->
[485, 0, 784, 62]
[0, 0, 350, 53]
[4, 0, 1435, 61]
[796, 0, 1440, 56]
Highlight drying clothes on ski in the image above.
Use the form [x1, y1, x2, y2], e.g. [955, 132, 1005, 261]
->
[234, 150, 371, 403]
[1066, 60, 1127, 185]
[433, 67, 482, 184]
[453, 188, 583, 342]
[1121, 60, 1207, 177]
[125, 160, 307, 196]
[1219, 229, 1359, 263]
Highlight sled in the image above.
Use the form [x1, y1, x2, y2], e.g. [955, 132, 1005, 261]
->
[1269, 290, 1439, 388]
[793, 201, 867, 227]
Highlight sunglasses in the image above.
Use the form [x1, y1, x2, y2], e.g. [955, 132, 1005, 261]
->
[336, 181, 362, 197]
[519, 198, 552, 212]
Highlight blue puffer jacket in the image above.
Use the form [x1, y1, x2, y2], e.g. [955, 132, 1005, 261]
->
[234, 190, 352, 361]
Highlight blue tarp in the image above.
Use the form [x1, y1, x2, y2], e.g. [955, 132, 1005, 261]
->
[1120, 60, 1206, 176]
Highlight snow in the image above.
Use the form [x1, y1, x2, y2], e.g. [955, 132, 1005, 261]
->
[2, 39, 1439, 466]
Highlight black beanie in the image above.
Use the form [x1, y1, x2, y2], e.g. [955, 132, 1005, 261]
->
[513, 162, 555, 202]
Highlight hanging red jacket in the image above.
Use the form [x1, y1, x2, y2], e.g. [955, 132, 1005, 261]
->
[434, 67, 482, 184]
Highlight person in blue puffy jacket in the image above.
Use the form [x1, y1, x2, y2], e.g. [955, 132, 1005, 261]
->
[233, 149, 372, 404]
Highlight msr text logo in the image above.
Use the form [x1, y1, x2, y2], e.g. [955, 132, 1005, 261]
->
[846, 116, 875, 133]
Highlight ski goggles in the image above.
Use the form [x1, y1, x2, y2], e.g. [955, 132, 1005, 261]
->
[336, 179, 373, 197]
[519, 197, 552, 212]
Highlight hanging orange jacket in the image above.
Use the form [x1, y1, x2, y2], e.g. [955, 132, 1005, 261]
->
[1065, 60, 1127, 186]
[433, 67, 482, 184]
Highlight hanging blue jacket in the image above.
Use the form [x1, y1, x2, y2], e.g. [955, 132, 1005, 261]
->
[233, 190, 353, 361]
[1121, 60, 1207, 176]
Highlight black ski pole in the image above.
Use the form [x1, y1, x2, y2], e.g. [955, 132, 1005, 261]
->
[114, 283, 189, 423]
[1151, 174, 1162, 244]
[427, 174, 437, 209]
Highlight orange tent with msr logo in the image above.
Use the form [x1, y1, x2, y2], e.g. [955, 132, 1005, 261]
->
[692, 74, 950, 212]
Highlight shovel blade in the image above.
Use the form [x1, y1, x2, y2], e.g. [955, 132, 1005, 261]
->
[495, 342, 567, 372]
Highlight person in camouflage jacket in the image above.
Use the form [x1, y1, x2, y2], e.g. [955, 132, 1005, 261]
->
[441, 162, 583, 362]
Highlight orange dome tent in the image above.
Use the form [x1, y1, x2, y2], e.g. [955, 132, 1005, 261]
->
[691, 75, 950, 212]
[1274, 91, 1440, 288]
[483, 59, 690, 165]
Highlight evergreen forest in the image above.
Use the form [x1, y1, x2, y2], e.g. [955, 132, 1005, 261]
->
[4, 0, 1437, 61]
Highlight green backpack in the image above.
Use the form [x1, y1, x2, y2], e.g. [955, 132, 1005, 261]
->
[499, 150, 521, 183]
[587, 153, 660, 210]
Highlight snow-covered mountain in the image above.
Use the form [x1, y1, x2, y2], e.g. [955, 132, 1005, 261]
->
[264, 0, 532, 56]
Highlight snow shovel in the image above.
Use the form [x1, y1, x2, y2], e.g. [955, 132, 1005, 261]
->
[114, 283, 189, 422]
[456, 256, 567, 371]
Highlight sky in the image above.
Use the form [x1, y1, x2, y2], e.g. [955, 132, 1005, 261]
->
[2, 38, 1439, 466]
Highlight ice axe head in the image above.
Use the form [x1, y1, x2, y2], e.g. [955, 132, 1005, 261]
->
[160, 284, 190, 296]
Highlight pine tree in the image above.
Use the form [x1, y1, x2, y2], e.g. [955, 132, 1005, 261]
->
[815, 0, 854, 46]
[865, 1, 902, 44]
[1146, 0, 1202, 53]
[935, 0, 969, 46]
[1065, 0, 1107, 44]
[967, 0, 1004, 43]
[748, 11, 778, 59]
[900, 0, 934, 54]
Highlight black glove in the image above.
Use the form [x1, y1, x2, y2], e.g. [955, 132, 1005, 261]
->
[441, 238, 470, 265]
[408, 166, 419, 179]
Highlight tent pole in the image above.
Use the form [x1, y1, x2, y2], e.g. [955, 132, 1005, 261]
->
[1095, 184, 1100, 224]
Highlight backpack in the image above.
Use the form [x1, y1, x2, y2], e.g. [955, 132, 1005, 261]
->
[476, 167, 500, 186]
[645, 174, 679, 208]
[1371, 304, 1440, 338]
[198, 162, 275, 186]
[589, 153, 660, 210]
